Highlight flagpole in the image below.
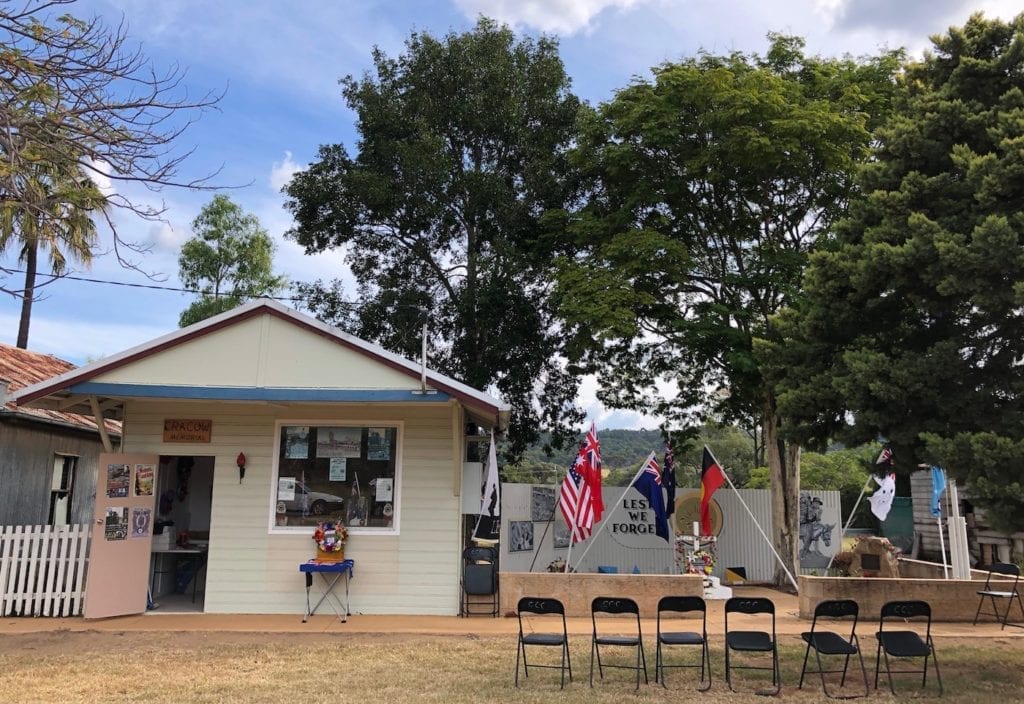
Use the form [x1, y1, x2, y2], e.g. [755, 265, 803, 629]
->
[570, 453, 654, 573]
[715, 453, 799, 591]
[825, 475, 873, 572]
[529, 514, 555, 572]
[937, 515, 949, 579]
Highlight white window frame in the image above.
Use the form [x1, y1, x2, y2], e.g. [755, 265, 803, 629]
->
[268, 419, 402, 535]
[49, 454, 77, 526]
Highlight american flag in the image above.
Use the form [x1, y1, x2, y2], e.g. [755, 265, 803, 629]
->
[559, 444, 596, 544]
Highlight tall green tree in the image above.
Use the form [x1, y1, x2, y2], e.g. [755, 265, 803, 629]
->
[178, 195, 285, 327]
[0, 154, 105, 347]
[776, 14, 1024, 532]
[283, 18, 585, 458]
[554, 35, 900, 584]
[0, 1, 222, 341]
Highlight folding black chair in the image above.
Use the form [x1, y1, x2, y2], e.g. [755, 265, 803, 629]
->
[460, 546, 498, 617]
[655, 595, 711, 690]
[973, 563, 1024, 630]
[724, 596, 780, 696]
[799, 599, 868, 699]
[514, 597, 572, 689]
[874, 600, 942, 696]
[590, 596, 648, 689]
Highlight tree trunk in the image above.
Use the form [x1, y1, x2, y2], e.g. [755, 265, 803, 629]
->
[764, 408, 800, 590]
[16, 237, 38, 349]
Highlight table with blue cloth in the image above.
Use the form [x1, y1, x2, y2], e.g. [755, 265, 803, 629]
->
[299, 559, 354, 623]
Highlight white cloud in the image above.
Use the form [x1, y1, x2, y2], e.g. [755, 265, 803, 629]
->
[270, 151, 303, 192]
[83, 157, 116, 197]
[455, 0, 645, 34]
[0, 310, 169, 364]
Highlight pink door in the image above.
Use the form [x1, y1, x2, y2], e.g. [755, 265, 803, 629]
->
[84, 453, 159, 619]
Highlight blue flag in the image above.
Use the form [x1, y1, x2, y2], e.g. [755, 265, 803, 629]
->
[930, 466, 947, 518]
[634, 452, 670, 542]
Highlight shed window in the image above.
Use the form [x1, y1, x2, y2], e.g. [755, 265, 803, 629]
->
[271, 422, 399, 531]
[49, 455, 76, 526]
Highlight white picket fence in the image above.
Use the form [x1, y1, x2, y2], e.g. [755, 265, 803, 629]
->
[0, 524, 91, 617]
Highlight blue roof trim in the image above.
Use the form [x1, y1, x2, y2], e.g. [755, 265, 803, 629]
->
[69, 382, 450, 403]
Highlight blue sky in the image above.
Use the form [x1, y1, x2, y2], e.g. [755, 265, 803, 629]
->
[0, 0, 1017, 429]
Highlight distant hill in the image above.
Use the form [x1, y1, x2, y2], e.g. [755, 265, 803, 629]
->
[510, 425, 758, 487]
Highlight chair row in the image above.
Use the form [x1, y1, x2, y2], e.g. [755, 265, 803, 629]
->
[513, 595, 943, 698]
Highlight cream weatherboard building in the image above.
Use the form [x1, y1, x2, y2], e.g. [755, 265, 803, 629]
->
[14, 299, 508, 617]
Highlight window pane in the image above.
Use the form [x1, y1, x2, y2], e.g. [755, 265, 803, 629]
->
[274, 424, 397, 529]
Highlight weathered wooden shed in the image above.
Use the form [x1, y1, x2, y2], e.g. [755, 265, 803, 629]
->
[14, 300, 508, 617]
[0, 343, 120, 526]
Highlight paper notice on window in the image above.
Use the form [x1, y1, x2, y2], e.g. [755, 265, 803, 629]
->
[329, 457, 347, 481]
[375, 477, 393, 502]
[278, 477, 296, 501]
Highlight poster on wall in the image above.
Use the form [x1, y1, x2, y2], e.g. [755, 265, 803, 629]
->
[130, 507, 152, 539]
[134, 464, 155, 496]
[316, 427, 362, 458]
[367, 428, 392, 460]
[531, 486, 556, 521]
[553, 522, 571, 549]
[106, 464, 130, 498]
[509, 521, 535, 553]
[329, 457, 348, 481]
[104, 507, 128, 541]
[284, 426, 310, 459]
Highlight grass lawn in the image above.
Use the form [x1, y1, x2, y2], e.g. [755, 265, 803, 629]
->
[1, 631, 1021, 702]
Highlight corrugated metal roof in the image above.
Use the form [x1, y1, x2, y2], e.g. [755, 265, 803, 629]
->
[0, 342, 120, 435]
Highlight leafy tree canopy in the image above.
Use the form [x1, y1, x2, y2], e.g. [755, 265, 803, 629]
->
[775, 13, 1024, 531]
[552, 34, 901, 581]
[283, 18, 585, 458]
[178, 195, 285, 327]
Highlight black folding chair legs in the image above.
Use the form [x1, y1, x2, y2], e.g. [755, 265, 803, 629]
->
[799, 634, 869, 699]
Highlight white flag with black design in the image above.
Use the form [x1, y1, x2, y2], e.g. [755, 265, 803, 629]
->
[473, 430, 500, 540]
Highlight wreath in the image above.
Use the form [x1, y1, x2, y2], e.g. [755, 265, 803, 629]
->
[688, 549, 716, 575]
[312, 520, 348, 553]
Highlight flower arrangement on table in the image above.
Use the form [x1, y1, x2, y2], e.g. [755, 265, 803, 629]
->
[312, 520, 348, 561]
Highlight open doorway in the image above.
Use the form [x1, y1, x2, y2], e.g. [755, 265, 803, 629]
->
[148, 455, 214, 613]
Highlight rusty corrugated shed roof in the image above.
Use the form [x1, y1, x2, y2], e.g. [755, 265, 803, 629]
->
[0, 342, 120, 435]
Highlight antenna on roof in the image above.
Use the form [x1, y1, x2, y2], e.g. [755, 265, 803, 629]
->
[414, 307, 436, 396]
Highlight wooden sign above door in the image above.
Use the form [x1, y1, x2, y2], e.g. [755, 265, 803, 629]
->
[163, 419, 213, 443]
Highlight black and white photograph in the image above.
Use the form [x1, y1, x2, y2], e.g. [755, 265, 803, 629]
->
[508, 520, 534, 553]
[530, 486, 556, 522]
[553, 521, 571, 549]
